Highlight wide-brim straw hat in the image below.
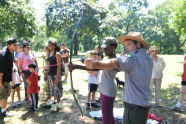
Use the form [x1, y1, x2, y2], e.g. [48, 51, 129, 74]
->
[118, 32, 148, 49]
[149, 46, 159, 51]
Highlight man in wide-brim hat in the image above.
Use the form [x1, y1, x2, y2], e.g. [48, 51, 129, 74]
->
[84, 32, 153, 124]
[119, 32, 148, 50]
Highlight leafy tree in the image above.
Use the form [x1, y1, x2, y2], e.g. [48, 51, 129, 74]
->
[0, 0, 37, 45]
[45, 0, 107, 55]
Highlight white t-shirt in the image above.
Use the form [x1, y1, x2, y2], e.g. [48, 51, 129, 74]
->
[12, 63, 21, 85]
[88, 71, 98, 84]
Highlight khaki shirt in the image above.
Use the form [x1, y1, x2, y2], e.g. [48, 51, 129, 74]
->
[151, 56, 166, 79]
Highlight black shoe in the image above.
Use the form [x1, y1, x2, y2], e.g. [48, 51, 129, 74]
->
[86, 103, 91, 110]
[95, 99, 101, 103]
[91, 103, 100, 108]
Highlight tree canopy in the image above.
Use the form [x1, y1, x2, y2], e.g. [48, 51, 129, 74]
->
[0, 0, 186, 54]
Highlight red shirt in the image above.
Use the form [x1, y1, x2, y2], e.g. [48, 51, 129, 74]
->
[181, 56, 186, 81]
[27, 72, 39, 94]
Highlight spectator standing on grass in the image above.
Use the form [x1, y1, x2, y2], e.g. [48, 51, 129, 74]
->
[0, 38, 18, 117]
[85, 32, 153, 124]
[60, 43, 70, 82]
[27, 64, 39, 111]
[18, 42, 37, 101]
[86, 50, 100, 110]
[149, 46, 166, 106]
[170, 55, 186, 111]
[10, 59, 22, 107]
[42, 39, 62, 112]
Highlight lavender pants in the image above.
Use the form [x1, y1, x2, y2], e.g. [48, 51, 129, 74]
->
[101, 93, 115, 124]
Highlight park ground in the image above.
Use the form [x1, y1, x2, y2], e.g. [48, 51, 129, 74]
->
[0, 53, 186, 124]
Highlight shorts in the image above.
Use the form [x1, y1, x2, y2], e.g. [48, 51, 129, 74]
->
[88, 83, 98, 92]
[64, 63, 69, 74]
[181, 80, 186, 85]
[12, 84, 20, 89]
[0, 82, 11, 100]
[46, 75, 63, 99]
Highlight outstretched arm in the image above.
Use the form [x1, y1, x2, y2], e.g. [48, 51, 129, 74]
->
[85, 58, 119, 70]
[68, 64, 100, 72]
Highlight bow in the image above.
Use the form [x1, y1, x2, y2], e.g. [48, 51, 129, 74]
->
[69, 8, 84, 116]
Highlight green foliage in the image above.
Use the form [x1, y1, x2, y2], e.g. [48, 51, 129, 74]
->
[142, 0, 185, 54]
[0, 0, 186, 54]
[0, 0, 37, 46]
[45, 0, 107, 55]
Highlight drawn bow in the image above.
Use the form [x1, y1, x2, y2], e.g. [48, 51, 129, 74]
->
[69, 8, 84, 116]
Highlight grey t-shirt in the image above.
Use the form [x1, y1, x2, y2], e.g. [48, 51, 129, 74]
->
[98, 69, 118, 97]
[117, 49, 153, 106]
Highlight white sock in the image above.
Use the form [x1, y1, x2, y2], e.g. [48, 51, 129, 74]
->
[176, 101, 182, 108]
[1, 108, 6, 113]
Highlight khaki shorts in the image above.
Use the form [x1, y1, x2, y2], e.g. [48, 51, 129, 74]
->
[0, 82, 11, 100]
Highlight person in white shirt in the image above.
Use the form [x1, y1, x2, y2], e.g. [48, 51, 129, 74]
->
[11, 59, 22, 107]
[86, 50, 99, 110]
[149, 46, 166, 106]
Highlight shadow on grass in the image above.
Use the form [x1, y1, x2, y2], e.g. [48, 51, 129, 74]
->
[150, 83, 186, 124]
[18, 89, 101, 124]
[160, 83, 180, 106]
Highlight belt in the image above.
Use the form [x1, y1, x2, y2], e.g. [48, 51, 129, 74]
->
[124, 102, 150, 111]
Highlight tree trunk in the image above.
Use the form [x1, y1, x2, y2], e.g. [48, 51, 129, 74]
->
[175, 34, 181, 54]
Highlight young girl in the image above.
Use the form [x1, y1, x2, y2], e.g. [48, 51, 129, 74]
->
[42, 39, 62, 112]
[11, 59, 22, 107]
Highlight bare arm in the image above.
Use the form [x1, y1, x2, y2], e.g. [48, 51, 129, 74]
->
[56, 53, 61, 80]
[68, 64, 100, 72]
[85, 58, 119, 70]
[0, 73, 3, 88]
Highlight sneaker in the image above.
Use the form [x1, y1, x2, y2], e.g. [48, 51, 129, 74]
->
[51, 103, 57, 113]
[56, 103, 61, 110]
[169, 106, 183, 112]
[41, 102, 51, 108]
[86, 103, 91, 110]
[95, 99, 101, 103]
[91, 102, 100, 108]
[16, 101, 23, 106]
[10, 103, 17, 108]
